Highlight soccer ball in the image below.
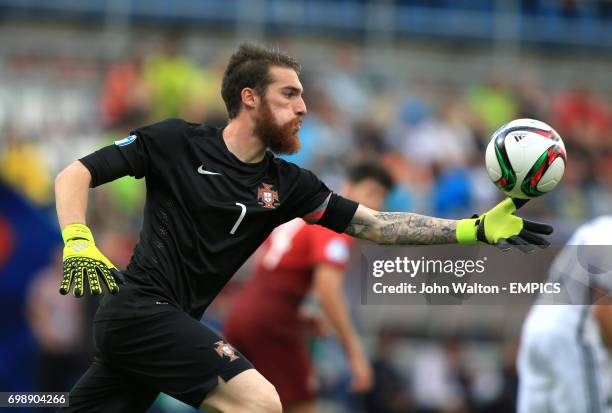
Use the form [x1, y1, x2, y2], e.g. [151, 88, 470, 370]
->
[485, 119, 567, 199]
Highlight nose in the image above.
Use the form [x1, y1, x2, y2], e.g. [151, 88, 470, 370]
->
[295, 97, 307, 116]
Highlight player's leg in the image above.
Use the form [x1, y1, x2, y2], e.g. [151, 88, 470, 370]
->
[226, 327, 316, 412]
[199, 369, 282, 413]
[549, 339, 594, 413]
[517, 337, 553, 413]
[58, 357, 158, 413]
[518, 322, 590, 413]
[94, 309, 279, 412]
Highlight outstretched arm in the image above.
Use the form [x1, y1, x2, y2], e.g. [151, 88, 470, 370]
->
[343, 198, 552, 251]
[344, 204, 458, 245]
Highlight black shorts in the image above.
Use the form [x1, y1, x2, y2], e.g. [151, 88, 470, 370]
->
[59, 309, 253, 412]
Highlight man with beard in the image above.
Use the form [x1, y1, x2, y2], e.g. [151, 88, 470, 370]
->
[54, 43, 554, 413]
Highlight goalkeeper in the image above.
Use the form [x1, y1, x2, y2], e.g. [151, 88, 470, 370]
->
[56, 43, 553, 413]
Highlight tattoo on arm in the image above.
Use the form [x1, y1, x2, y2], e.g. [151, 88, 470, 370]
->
[343, 215, 373, 239]
[345, 206, 457, 245]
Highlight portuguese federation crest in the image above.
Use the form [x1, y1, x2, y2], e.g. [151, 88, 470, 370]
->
[257, 183, 280, 209]
[214, 340, 239, 362]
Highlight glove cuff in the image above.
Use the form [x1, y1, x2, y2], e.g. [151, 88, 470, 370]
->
[456, 219, 478, 244]
[62, 223, 94, 244]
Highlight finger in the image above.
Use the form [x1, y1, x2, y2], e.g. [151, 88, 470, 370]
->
[88, 267, 102, 296]
[496, 238, 512, 252]
[100, 267, 120, 294]
[523, 219, 553, 235]
[73, 267, 85, 297]
[508, 235, 536, 254]
[519, 229, 551, 247]
[511, 198, 530, 210]
[59, 262, 75, 295]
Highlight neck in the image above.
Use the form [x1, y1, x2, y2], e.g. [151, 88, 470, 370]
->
[223, 117, 266, 164]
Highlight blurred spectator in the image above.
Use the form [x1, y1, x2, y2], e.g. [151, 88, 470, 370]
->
[431, 166, 472, 219]
[557, 0, 582, 18]
[385, 162, 415, 212]
[100, 54, 151, 130]
[0, 130, 52, 205]
[144, 35, 203, 120]
[322, 45, 370, 121]
[598, 0, 612, 18]
[105, 175, 146, 226]
[0, 214, 13, 267]
[468, 76, 518, 137]
[550, 145, 593, 220]
[364, 331, 414, 413]
[353, 120, 387, 158]
[95, 229, 139, 270]
[402, 92, 477, 168]
[483, 340, 519, 413]
[382, 152, 431, 213]
[552, 85, 610, 150]
[411, 337, 474, 413]
[385, 80, 434, 153]
[466, 160, 500, 214]
[183, 52, 228, 127]
[589, 150, 612, 217]
[515, 72, 548, 120]
[26, 252, 86, 392]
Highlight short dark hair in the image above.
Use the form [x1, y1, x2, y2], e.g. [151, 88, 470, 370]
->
[221, 43, 301, 119]
[346, 161, 394, 190]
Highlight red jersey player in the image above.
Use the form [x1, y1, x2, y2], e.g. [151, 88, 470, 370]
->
[224, 162, 393, 413]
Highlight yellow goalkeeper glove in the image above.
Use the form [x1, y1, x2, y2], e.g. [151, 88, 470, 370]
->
[60, 224, 124, 297]
[456, 198, 553, 253]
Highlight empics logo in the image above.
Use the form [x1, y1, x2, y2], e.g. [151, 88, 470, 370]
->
[257, 183, 280, 209]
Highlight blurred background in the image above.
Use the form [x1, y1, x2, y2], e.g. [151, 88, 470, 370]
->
[1, 0, 612, 411]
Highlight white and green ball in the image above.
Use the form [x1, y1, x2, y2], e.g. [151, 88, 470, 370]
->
[485, 118, 567, 199]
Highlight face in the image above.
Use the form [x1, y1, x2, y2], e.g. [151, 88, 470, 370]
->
[344, 178, 388, 211]
[253, 66, 306, 154]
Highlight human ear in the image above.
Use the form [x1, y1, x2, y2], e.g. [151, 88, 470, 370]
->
[241, 87, 259, 110]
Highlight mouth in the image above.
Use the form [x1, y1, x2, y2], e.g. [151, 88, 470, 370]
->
[294, 120, 302, 132]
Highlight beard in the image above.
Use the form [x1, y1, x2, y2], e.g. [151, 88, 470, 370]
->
[253, 100, 301, 155]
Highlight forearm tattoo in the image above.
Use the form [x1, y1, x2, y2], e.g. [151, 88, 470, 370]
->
[345, 210, 457, 245]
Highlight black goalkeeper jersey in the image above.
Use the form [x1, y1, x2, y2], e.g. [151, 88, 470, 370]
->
[80, 119, 358, 320]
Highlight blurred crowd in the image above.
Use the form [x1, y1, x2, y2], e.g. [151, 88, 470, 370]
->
[2, 33, 612, 413]
[4, 37, 611, 231]
[401, 0, 612, 19]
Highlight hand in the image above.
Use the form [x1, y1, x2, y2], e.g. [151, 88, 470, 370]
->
[349, 353, 373, 393]
[60, 224, 124, 297]
[456, 198, 553, 253]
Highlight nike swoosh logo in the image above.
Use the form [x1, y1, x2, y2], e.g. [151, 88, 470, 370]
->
[197, 165, 222, 176]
